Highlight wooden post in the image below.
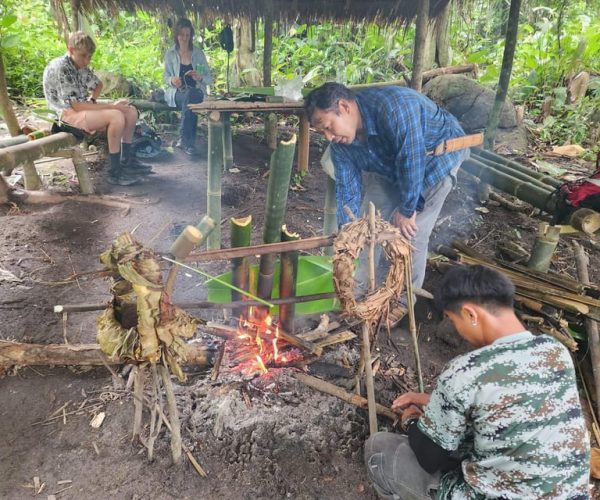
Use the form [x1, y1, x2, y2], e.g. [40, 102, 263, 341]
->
[0, 53, 20, 136]
[222, 112, 234, 170]
[22, 160, 42, 191]
[484, 0, 522, 148]
[257, 135, 297, 300]
[411, 0, 430, 91]
[207, 113, 224, 250]
[279, 225, 300, 333]
[71, 148, 94, 194]
[298, 112, 310, 173]
[362, 202, 378, 435]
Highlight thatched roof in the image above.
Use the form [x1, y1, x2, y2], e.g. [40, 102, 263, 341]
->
[75, 0, 453, 24]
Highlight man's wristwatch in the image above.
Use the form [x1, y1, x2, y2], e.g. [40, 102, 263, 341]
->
[89, 98, 97, 104]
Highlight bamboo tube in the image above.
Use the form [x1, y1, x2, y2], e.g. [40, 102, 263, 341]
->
[0, 132, 79, 175]
[294, 373, 397, 421]
[207, 114, 224, 250]
[71, 148, 94, 194]
[222, 112, 234, 170]
[461, 158, 557, 213]
[527, 223, 561, 273]
[472, 148, 562, 188]
[471, 153, 556, 192]
[257, 135, 297, 300]
[230, 215, 252, 317]
[323, 176, 337, 256]
[570, 208, 600, 235]
[22, 160, 42, 191]
[279, 225, 300, 333]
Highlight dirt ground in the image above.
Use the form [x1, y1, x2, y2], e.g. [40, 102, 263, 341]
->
[1, 118, 599, 499]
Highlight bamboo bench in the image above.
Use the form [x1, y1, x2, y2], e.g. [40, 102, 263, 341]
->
[0, 131, 94, 194]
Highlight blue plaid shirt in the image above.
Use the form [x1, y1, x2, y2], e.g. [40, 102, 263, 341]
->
[330, 86, 465, 225]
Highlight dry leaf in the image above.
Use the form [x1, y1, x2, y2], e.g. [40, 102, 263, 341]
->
[549, 144, 585, 158]
[475, 207, 490, 214]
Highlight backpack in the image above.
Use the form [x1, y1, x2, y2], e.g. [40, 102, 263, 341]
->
[554, 153, 600, 223]
[133, 120, 162, 158]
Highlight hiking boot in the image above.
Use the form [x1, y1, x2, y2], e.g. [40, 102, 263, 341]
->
[184, 145, 198, 156]
[107, 170, 141, 186]
[121, 164, 153, 176]
[121, 157, 153, 173]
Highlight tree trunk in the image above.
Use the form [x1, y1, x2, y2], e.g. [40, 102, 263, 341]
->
[411, 0, 430, 91]
[435, 1, 452, 67]
[234, 17, 261, 87]
[484, 0, 522, 149]
[0, 54, 20, 137]
[70, 0, 81, 31]
[263, 3, 276, 146]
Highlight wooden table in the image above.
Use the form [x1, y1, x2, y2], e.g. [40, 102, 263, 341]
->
[189, 99, 311, 250]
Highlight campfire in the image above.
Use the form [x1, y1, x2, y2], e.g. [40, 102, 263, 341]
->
[224, 306, 304, 377]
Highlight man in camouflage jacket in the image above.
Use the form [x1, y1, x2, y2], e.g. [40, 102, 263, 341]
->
[365, 265, 590, 499]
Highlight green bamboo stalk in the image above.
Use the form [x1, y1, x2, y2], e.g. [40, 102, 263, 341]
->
[527, 223, 561, 273]
[472, 148, 562, 188]
[230, 215, 253, 317]
[257, 134, 297, 300]
[461, 158, 557, 213]
[207, 114, 224, 250]
[470, 154, 554, 192]
[279, 225, 300, 333]
[323, 176, 337, 256]
[222, 112, 234, 170]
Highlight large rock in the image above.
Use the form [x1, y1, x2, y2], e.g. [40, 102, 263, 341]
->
[423, 74, 527, 153]
[423, 75, 517, 132]
[95, 70, 136, 97]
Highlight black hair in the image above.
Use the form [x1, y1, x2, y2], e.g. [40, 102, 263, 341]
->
[435, 265, 515, 314]
[174, 18, 195, 51]
[304, 82, 356, 122]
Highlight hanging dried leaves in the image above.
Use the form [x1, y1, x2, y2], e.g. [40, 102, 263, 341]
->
[96, 233, 201, 380]
[332, 216, 411, 324]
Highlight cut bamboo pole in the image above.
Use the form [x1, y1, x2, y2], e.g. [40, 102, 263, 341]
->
[279, 225, 300, 333]
[0, 341, 211, 367]
[165, 217, 215, 298]
[461, 158, 557, 213]
[294, 373, 397, 421]
[527, 223, 561, 273]
[323, 176, 337, 256]
[363, 202, 378, 435]
[472, 149, 562, 189]
[470, 153, 556, 192]
[570, 208, 600, 235]
[573, 241, 600, 412]
[0, 132, 79, 175]
[230, 215, 252, 317]
[207, 113, 224, 250]
[297, 112, 310, 173]
[222, 112, 234, 170]
[257, 134, 297, 300]
[0, 135, 28, 149]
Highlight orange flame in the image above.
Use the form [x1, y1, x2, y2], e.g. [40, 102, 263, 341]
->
[255, 355, 268, 374]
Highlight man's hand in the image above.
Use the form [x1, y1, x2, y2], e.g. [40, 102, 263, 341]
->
[392, 211, 418, 240]
[171, 76, 182, 88]
[391, 391, 430, 413]
[112, 100, 131, 112]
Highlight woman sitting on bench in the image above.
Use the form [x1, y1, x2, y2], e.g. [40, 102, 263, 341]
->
[163, 18, 213, 157]
[43, 31, 152, 186]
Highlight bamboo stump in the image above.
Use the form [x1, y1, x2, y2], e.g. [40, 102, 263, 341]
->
[22, 160, 42, 191]
[231, 215, 253, 317]
[71, 148, 94, 194]
[527, 223, 561, 273]
[207, 113, 224, 250]
[279, 226, 300, 333]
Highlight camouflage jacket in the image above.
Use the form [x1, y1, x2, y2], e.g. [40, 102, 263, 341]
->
[418, 331, 590, 499]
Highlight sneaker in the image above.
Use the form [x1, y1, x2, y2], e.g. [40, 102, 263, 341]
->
[121, 164, 153, 176]
[184, 146, 198, 156]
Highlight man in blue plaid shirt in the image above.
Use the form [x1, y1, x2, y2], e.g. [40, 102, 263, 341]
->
[305, 83, 468, 321]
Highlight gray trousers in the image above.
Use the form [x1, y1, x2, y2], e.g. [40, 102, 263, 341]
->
[365, 432, 441, 500]
[356, 163, 461, 294]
